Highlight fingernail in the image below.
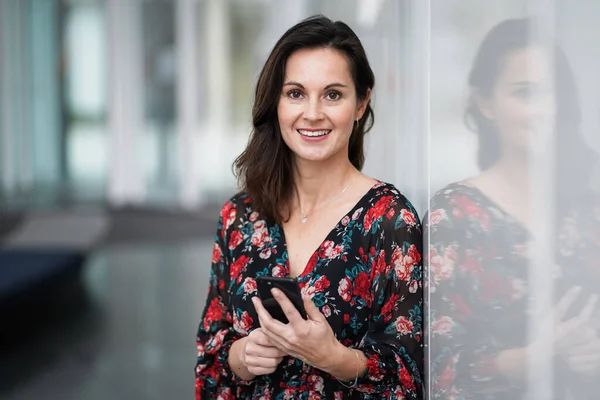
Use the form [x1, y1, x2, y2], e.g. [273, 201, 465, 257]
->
[271, 288, 280, 297]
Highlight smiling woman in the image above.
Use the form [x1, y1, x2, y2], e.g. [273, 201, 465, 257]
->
[195, 15, 424, 400]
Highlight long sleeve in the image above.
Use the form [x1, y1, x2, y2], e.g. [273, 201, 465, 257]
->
[425, 197, 516, 399]
[352, 199, 424, 399]
[195, 199, 252, 399]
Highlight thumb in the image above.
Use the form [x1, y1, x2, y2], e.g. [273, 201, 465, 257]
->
[303, 295, 324, 321]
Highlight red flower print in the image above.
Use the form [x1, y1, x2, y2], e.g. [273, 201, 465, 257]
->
[204, 329, 227, 354]
[249, 211, 259, 222]
[352, 207, 363, 220]
[229, 230, 243, 250]
[308, 374, 325, 392]
[212, 242, 222, 264]
[305, 252, 319, 275]
[234, 311, 253, 335]
[395, 316, 414, 335]
[407, 244, 421, 265]
[454, 195, 490, 230]
[272, 265, 285, 278]
[409, 279, 419, 293]
[322, 305, 331, 318]
[435, 363, 456, 391]
[218, 387, 235, 400]
[380, 293, 399, 321]
[230, 255, 250, 282]
[386, 208, 395, 220]
[220, 202, 236, 230]
[428, 208, 447, 226]
[313, 275, 331, 292]
[243, 277, 257, 294]
[343, 313, 350, 324]
[400, 208, 417, 226]
[341, 215, 350, 226]
[371, 250, 387, 278]
[399, 364, 416, 391]
[259, 247, 272, 259]
[204, 297, 225, 329]
[338, 277, 352, 302]
[364, 210, 374, 232]
[430, 245, 455, 282]
[367, 355, 385, 381]
[353, 272, 371, 300]
[432, 316, 453, 336]
[392, 247, 415, 281]
[251, 220, 270, 248]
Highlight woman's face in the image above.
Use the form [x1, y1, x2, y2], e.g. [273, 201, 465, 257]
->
[277, 47, 370, 165]
[477, 46, 556, 156]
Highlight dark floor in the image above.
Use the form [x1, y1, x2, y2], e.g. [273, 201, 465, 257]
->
[0, 240, 213, 400]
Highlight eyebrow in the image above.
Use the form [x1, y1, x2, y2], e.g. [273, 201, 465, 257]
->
[283, 81, 348, 90]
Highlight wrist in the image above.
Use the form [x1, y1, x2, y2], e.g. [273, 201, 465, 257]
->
[229, 337, 255, 381]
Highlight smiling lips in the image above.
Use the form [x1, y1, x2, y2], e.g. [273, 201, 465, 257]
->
[297, 129, 332, 138]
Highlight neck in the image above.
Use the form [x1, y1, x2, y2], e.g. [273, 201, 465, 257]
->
[487, 151, 530, 193]
[292, 155, 357, 215]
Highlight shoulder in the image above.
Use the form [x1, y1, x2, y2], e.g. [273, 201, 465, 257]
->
[429, 181, 485, 213]
[370, 181, 420, 219]
[361, 181, 422, 235]
[216, 191, 256, 235]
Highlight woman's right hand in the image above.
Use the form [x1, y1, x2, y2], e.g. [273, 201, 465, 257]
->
[229, 327, 287, 380]
[243, 328, 288, 376]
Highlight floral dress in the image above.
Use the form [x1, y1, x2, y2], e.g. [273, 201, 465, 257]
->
[426, 182, 596, 399]
[195, 181, 424, 399]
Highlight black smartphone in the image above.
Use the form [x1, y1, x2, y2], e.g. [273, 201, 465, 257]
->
[255, 276, 307, 323]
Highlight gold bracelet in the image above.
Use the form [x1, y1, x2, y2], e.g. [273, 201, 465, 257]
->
[335, 348, 361, 389]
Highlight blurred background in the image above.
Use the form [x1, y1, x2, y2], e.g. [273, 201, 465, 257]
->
[0, 0, 426, 399]
[3, 0, 600, 398]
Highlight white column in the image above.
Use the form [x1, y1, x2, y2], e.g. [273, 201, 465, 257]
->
[176, 0, 203, 209]
[204, 0, 232, 135]
[106, 0, 146, 206]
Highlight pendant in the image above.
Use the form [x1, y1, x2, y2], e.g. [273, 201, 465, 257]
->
[301, 215, 307, 223]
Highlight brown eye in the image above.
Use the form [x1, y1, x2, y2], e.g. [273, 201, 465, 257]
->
[326, 91, 341, 101]
[287, 89, 303, 99]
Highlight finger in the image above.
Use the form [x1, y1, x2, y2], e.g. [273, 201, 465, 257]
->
[271, 288, 304, 326]
[250, 328, 274, 347]
[246, 343, 288, 359]
[245, 354, 284, 369]
[247, 366, 278, 376]
[578, 294, 599, 322]
[555, 286, 582, 321]
[252, 296, 288, 335]
[303, 294, 325, 321]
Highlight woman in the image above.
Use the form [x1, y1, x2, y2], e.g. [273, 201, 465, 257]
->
[195, 15, 423, 399]
[426, 18, 600, 399]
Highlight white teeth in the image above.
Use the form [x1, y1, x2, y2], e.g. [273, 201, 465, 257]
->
[297, 129, 331, 137]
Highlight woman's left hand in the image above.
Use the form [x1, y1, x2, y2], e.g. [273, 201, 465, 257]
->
[251, 288, 342, 371]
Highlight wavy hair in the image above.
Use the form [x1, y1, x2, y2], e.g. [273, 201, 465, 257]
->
[233, 15, 375, 224]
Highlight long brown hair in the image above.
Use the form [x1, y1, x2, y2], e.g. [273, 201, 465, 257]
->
[233, 15, 375, 224]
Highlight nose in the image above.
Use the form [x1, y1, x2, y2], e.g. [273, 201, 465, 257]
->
[302, 98, 324, 121]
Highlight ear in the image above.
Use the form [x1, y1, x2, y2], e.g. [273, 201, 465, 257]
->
[355, 88, 372, 121]
[471, 88, 495, 120]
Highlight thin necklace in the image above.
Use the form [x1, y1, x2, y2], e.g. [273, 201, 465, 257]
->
[297, 173, 359, 223]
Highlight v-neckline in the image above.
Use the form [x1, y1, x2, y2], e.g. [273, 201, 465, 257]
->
[454, 181, 532, 238]
[278, 180, 382, 279]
